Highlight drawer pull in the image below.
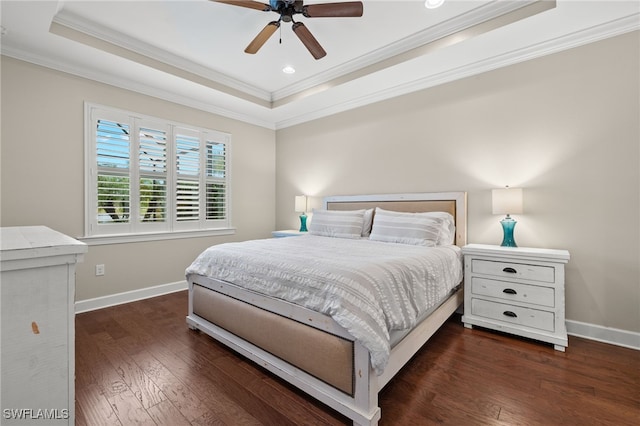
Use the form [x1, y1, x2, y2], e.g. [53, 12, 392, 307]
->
[503, 288, 517, 295]
[503, 267, 517, 274]
[503, 311, 518, 318]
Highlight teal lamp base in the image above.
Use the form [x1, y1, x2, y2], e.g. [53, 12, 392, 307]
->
[299, 213, 308, 232]
[500, 216, 517, 247]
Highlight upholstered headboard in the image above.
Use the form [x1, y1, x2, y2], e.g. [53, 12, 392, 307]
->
[323, 192, 467, 247]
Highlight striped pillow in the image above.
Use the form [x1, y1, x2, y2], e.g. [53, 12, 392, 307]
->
[369, 208, 451, 246]
[426, 211, 456, 245]
[309, 209, 366, 239]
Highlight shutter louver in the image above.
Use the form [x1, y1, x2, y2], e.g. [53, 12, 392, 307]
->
[96, 119, 130, 224]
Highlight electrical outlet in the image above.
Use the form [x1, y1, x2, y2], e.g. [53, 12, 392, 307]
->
[95, 264, 105, 276]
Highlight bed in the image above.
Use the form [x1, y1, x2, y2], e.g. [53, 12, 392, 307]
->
[186, 192, 467, 426]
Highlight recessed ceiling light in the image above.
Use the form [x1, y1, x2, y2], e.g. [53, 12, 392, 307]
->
[282, 66, 296, 74]
[425, 0, 445, 9]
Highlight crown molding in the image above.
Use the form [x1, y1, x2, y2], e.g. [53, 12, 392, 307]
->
[3, 11, 637, 131]
[50, 0, 552, 108]
[273, 14, 640, 129]
[51, 7, 272, 103]
[1, 45, 277, 130]
[271, 0, 549, 102]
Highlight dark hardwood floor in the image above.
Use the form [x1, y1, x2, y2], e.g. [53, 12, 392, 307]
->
[75, 291, 639, 425]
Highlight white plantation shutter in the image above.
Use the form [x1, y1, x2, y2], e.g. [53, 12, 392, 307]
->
[86, 104, 231, 238]
[138, 122, 168, 227]
[205, 138, 227, 222]
[94, 113, 132, 235]
[175, 129, 201, 225]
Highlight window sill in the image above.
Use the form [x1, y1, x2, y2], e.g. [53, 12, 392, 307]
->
[79, 227, 236, 246]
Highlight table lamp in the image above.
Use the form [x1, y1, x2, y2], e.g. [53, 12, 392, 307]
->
[295, 195, 308, 232]
[492, 186, 523, 247]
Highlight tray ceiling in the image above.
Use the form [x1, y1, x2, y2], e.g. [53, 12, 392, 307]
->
[1, 1, 638, 129]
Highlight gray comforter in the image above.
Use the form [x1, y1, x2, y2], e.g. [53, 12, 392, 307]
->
[186, 234, 462, 374]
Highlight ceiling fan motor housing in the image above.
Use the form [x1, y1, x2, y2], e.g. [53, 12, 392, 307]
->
[271, 0, 304, 22]
[270, 0, 302, 11]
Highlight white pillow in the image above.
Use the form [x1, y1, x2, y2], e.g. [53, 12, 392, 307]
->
[309, 209, 365, 239]
[369, 208, 454, 246]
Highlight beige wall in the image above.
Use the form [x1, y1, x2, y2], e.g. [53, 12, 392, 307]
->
[1, 57, 276, 301]
[1, 32, 638, 333]
[276, 32, 640, 333]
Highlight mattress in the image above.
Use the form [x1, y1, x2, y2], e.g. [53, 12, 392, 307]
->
[186, 234, 463, 374]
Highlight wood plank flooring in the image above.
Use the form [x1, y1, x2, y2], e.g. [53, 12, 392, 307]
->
[75, 291, 639, 425]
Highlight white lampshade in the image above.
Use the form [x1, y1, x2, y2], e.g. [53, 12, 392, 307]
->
[295, 195, 308, 213]
[492, 187, 523, 215]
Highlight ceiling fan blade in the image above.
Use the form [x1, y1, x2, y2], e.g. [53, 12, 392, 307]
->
[292, 22, 326, 60]
[213, 0, 272, 12]
[245, 21, 280, 54]
[303, 1, 363, 18]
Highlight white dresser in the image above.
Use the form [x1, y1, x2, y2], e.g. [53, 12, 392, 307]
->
[1, 226, 87, 425]
[461, 244, 570, 351]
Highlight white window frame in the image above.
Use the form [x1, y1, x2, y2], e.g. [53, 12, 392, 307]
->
[83, 103, 233, 245]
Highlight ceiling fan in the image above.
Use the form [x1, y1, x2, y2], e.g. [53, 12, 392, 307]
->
[213, 0, 364, 60]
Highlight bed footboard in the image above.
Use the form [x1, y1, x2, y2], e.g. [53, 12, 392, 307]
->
[187, 277, 382, 426]
[187, 276, 463, 426]
[192, 283, 355, 395]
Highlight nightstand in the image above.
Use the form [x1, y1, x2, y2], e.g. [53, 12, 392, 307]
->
[272, 230, 306, 238]
[461, 244, 570, 351]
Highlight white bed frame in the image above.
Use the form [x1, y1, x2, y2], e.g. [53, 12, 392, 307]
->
[186, 192, 467, 426]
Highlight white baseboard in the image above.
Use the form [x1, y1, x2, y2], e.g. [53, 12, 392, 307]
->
[74, 280, 188, 314]
[75, 282, 639, 352]
[566, 319, 640, 351]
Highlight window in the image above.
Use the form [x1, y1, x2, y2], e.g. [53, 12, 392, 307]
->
[85, 104, 232, 242]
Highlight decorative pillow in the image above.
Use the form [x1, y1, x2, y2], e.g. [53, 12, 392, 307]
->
[424, 211, 456, 245]
[369, 208, 454, 246]
[309, 209, 366, 239]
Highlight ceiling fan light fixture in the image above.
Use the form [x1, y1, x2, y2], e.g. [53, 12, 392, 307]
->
[282, 65, 296, 74]
[425, 0, 445, 9]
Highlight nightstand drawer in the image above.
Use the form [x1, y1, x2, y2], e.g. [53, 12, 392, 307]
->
[470, 298, 555, 332]
[470, 277, 555, 308]
[471, 259, 555, 283]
